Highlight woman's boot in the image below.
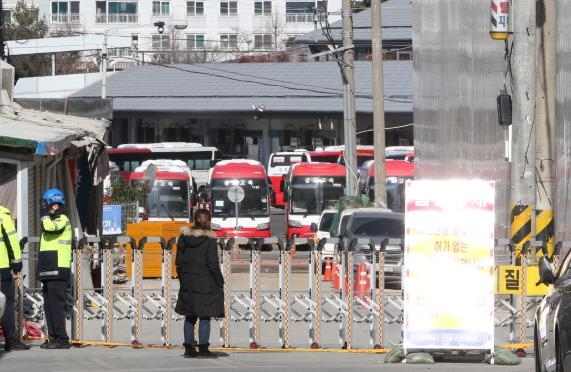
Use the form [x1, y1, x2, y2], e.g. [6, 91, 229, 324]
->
[198, 343, 217, 358]
[183, 343, 197, 358]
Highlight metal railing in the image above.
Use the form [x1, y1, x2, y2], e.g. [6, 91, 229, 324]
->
[51, 13, 80, 23]
[95, 13, 138, 24]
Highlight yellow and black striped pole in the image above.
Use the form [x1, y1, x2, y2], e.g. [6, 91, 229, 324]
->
[510, 204, 532, 264]
[535, 209, 554, 258]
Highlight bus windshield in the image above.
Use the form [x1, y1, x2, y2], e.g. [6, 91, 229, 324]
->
[289, 176, 345, 215]
[134, 179, 190, 219]
[210, 179, 269, 217]
[308, 154, 339, 163]
[368, 177, 411, 212]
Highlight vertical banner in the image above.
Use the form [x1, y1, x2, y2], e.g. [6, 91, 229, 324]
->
[403, 180, 495, 351]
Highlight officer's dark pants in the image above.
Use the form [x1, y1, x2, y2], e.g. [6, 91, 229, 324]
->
[0, 279, 18, 345]
[42, 280, 69, 342]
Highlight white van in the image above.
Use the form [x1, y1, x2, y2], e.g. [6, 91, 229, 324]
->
[312, 209, 336, 251]
[313, 208, 359, 260]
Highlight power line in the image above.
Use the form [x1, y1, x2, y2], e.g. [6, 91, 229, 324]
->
[114, 55, 412, 103]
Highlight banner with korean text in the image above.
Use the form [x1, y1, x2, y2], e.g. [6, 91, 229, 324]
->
[403, 180, 495, 351]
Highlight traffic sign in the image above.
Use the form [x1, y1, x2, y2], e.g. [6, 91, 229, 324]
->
[228, 185, 245, 203]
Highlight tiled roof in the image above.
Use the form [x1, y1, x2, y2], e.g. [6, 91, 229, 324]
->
[71, 60, 412, 114]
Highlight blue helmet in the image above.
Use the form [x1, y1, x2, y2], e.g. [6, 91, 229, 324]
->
[43, 188, 65, 206]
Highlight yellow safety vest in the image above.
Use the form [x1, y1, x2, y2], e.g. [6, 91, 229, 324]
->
[0, 205, 22, 279]
[38, 212, 72, 280]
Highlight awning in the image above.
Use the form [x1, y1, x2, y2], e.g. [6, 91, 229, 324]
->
[0, 105, 108, 156]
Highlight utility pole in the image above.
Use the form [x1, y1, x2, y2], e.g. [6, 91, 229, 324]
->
[535, 0, 555, 259]
[101, 32, 109, 99]
[510, 0, 536, 263]
[0, 0, 5, 60]
[371, 0, 386, 207]
[341, 0, 357, 195]
[510, 0, 536, 344]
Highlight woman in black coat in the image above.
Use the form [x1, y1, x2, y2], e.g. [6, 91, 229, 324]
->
[175, 209, 224, 358]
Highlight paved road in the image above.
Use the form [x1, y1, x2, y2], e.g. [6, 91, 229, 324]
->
[0, 344, 535, 372]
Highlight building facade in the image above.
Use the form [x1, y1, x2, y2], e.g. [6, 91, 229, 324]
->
[2, 0, 342, 62]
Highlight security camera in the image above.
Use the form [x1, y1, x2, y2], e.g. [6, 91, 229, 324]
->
[154, 21, 165, 34]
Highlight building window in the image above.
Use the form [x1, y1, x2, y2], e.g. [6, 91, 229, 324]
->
[96, 1, 138, 23]
[51, 1, 80, 23]
[186, 1, 204, 16]
[285, 1, 324, 22]
[254, 34, 272, 49]
[254, 1, 271, 16]
[187, 34, 205, 49]
[136, 126, 155, 143]
[152, 34, 171, 50]
[152, 1, 170, 16]
[220, 34, 238, 49]
[2, 8, 11, 23]
[220, 1, 237, 16]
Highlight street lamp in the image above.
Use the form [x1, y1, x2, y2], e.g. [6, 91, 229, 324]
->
[154, 21, 165, 34]
[101, 21, 187, 98]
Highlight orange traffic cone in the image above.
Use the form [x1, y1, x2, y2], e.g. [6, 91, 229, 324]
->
[353, 261, 371, 297]
[323, 257, 333, 282]
[333, 261, 340, 290]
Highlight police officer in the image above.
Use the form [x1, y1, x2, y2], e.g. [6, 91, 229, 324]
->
[38, 189, 72, 349]
[0, 204, 31, 351]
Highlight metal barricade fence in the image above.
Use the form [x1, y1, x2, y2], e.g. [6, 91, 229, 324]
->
[16, 234, 570, 349]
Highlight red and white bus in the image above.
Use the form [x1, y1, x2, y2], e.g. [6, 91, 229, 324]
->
[307, 147, 343, 164]
[385, 146, 414, 161]
[108, 142, 223, 187]
[267, 150, 310, 207]
[208, 159, 271, 238]
[129, 159, 197, 222]
[282, 162, 347, 239]
[309, 145, 375, 175]
[358, 159, 415, 212]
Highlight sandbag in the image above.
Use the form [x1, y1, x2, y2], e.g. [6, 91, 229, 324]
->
[405, 352, 435, 364]
[483, 346, 521, 365]
[384, 344, 405, 363]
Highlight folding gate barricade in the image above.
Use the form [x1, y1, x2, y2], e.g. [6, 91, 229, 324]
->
[275, 238, 290, 348]
[120, 236, 143, 345]
[137, 236, 171, 345]
[218, 237, 260, 347]
[219, 238, 233, 347]
[73, 236, 99, 342]
[286, 238, 322, 347]
[311, 238, 323, 348]
[347, 238, 377, 348]
[16, 237, 39, 340]
[163, 238, 176, 346]
[317, 237, 348, 347]
[254, 237, 284, 346]
[17, 236, 50, 339]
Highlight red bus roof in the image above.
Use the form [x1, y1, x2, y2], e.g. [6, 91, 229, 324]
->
[309, 148, 374, 162]
[290, 162, 346, 177]
[211, 159, 267, 179]
[369, 160, 415, 177]
[108, 148, 152, 154]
